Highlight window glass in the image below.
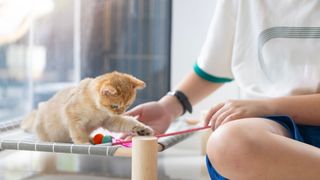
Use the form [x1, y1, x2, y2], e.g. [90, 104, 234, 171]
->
[0, 0, 171, 122]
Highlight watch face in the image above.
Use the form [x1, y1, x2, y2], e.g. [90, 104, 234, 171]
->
[167, 90, 192, 114]
[167, 91, 175, 96]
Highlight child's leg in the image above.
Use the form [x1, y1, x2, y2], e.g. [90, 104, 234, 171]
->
[206, 118, 320, 180]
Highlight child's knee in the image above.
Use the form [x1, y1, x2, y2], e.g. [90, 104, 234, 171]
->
[206, 121, 264, 177]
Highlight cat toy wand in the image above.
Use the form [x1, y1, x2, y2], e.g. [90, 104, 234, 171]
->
[110, 125, 211, 146]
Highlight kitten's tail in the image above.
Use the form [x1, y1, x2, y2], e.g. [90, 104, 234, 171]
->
[20, 110, 37, 132]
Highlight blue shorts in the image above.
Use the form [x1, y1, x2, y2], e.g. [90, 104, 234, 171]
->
[206, 115, 320, 180]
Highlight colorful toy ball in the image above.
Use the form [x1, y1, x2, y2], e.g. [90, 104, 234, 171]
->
[102, 135, 113, 143]
[92, 134, 104, 144]
[91, 134, 113, 145]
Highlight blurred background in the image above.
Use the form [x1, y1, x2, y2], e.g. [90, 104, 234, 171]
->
[0, 0, 238, 124]
[0, 0, 172, 121]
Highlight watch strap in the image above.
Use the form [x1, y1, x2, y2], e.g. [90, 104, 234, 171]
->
[167, 90, 193, 115]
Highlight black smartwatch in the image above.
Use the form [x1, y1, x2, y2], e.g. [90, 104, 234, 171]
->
[167, 90, 193, 115]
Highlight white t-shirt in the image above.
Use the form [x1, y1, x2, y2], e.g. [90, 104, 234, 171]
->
[195, 0, 320, 99]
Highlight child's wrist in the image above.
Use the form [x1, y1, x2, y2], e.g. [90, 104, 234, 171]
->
[261, 99, 277, 115]
[159, 95, 184, 119]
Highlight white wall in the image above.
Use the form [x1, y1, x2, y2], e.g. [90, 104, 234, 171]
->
[171, 0, 239, 119]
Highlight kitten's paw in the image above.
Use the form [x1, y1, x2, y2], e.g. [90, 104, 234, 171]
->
[132, 125, 154, 136]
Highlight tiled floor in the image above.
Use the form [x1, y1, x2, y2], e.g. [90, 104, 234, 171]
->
[0, 134, 211, 180]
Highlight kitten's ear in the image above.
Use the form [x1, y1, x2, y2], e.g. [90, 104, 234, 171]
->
[130, 76, 145, 89]
[101, 85, 117, 96]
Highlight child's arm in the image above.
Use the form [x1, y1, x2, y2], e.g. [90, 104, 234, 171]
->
[159, 71, 224, 118]
[204, 94, 320, 130]
[266, 93, 320, 126]
[126, 71, 224, 134]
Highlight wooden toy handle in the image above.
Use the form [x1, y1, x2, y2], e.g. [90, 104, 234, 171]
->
[132, 136, 158, 180]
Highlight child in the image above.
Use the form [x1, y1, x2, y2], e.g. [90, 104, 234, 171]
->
[126, 0, 320, 179]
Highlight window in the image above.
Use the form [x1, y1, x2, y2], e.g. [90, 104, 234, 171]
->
[0, 0, 171, 122]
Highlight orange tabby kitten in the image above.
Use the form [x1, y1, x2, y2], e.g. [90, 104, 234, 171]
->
[20, 71, 154, 144]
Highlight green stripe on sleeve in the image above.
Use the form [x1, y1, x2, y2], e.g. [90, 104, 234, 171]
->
[194, 63, 233, 83]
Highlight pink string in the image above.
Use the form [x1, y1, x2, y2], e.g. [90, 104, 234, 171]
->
[112, 125, 211, 146]
[104, 130, 132, 147]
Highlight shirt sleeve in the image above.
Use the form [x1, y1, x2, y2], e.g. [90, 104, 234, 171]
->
[195, 0, 238, 83]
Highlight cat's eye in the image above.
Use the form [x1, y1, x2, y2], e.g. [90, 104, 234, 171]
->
[110, 104, 119, 109]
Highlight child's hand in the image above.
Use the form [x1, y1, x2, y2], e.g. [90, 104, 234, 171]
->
[204, 99, 273, 130]
[125, 101, 172, 135]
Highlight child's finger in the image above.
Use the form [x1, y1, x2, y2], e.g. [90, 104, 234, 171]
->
[204, 103, 224, 126]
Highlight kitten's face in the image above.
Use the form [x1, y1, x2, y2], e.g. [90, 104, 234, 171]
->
[95, 71, 145, 114]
